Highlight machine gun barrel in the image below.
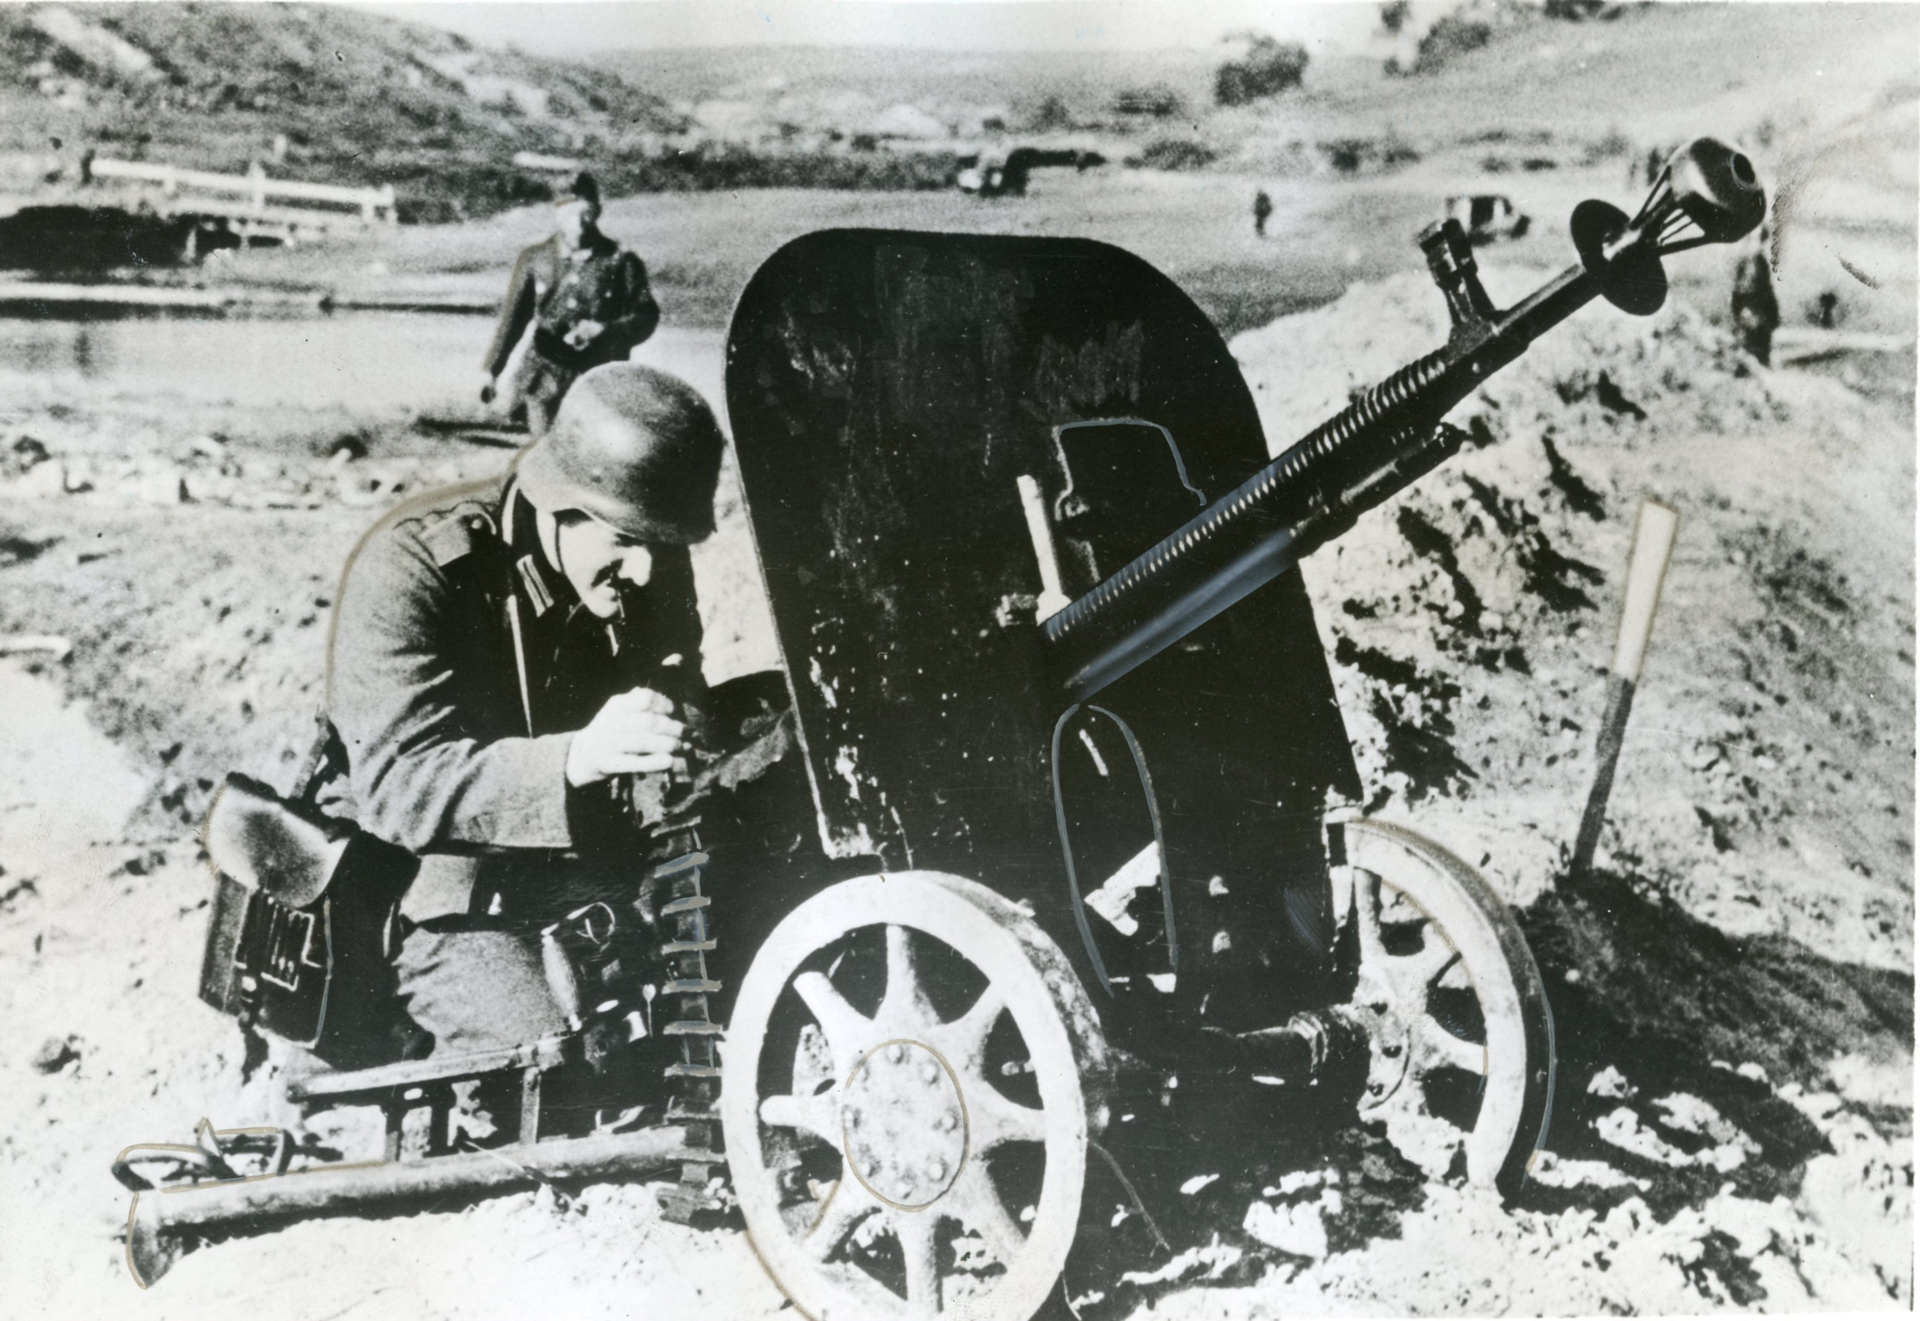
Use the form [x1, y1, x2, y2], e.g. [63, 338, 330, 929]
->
[1044, 137, 1765, 702]
[1044, 262, 1591, 700]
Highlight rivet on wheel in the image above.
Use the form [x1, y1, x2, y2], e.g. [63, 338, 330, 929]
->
[897, 1180, 914, 1198]
[921, 1062, 939, 1084]
[1383, 1043, 1403, 1059]
[888, 1044, 906, 1064]
[864, 1162, 878, 1178]
[937, 1112, 957, 1132]
[1368, 1082, 1385, 1096]
[927, 1160, 945, 1180]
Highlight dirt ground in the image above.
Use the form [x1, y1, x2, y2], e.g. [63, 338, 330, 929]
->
[0, 135, 1913, 1321]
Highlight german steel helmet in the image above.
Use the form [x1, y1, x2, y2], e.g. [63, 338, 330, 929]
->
[514, 363, 723, 544]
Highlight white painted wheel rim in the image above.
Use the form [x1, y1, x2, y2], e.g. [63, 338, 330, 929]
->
[723, 872, 1101, 1321]
[1338, 820, 1551, 1188]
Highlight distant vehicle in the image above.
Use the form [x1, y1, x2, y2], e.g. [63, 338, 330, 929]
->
[1446, 194, 1531, 244]
[957, 146, 1104, 198]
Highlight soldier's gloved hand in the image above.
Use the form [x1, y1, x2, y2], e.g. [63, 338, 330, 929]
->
[564, 319, 605, 351]
[566, 688, 689, 787]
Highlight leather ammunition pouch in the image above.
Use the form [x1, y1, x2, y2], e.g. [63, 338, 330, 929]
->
[198, 727, 420, 1065]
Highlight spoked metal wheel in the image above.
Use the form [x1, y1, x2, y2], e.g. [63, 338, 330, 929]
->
[1331, 818, 1555, 1194]
[722, 871, 1109, 1321]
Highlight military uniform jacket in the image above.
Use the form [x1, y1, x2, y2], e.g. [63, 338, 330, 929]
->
[482, 231, 660, 380]
[320, 475, 703, 918]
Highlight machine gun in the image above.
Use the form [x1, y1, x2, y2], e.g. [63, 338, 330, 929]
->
[1044, 138, 1765, 701]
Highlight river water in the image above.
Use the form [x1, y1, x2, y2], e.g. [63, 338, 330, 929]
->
[0, 311, 726, 422]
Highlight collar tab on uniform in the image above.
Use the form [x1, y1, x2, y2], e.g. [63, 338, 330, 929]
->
[516, 554, 557, 616]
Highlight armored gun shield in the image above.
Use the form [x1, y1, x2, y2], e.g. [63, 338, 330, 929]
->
[727, 230, 1358, 1029]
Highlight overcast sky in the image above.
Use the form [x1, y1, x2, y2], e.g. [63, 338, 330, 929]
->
[357, 1, 1400, 55]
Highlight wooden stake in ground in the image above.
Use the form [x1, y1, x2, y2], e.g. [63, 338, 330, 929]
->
[1572, 499, 1681, 875]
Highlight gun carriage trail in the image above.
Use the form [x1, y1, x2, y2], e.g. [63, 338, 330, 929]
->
[0, 2, 1912, 1319]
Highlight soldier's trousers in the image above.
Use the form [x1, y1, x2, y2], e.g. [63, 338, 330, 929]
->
[393, 922, 568, 1056]
[511, 349, 581, 438]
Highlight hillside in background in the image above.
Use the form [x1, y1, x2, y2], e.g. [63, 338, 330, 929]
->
[0, 2, 683, 220]
[603, 4, 1920, 170]
[603, 43, 1224, 137]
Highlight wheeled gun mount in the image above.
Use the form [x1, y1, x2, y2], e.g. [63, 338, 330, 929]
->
[1044, 138, 1765, 701]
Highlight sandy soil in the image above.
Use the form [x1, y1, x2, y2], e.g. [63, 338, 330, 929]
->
[0, 249, 1911, 1317]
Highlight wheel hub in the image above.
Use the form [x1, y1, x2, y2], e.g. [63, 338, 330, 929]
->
[841, 1039, 969, 1209]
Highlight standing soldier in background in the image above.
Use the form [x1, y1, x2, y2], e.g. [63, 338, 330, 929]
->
[1731, 225, 1780, 367]
[481, 172, 661, 436]
[1253, 188, 1273, 238]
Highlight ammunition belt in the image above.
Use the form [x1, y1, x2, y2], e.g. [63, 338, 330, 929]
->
[651, 850, 723, 1216]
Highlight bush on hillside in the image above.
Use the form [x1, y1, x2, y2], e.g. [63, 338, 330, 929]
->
[1214, 36, 1310, 106]
[1022, 93, 1077, 132]
[1414, 14, 1494, 69]
[1110, 84, 1185, 118]
[1128, 138, 1217, 171]
[1390, 0, 1548, 75]
[1544, 0, 1617, 18]
[1318, 135, 1420, 175]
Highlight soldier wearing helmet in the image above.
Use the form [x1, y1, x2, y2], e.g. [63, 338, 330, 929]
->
[316, 363, 750, 1061]
[480, 172, 661, 436]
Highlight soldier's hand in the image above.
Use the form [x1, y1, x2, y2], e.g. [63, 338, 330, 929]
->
[566, 688, 688, 787]
[564, 319, 606, 350]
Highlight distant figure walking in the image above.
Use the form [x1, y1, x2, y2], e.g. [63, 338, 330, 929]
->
[481, 172, 660, 436]
[1253, 188, 1273, 238]
[1731, 230, 1779, 366]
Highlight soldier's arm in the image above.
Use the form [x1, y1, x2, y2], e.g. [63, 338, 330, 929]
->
[327, 522, 577, 854]
[597, 251, 661, 356]
[482, 246, 543, 378]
